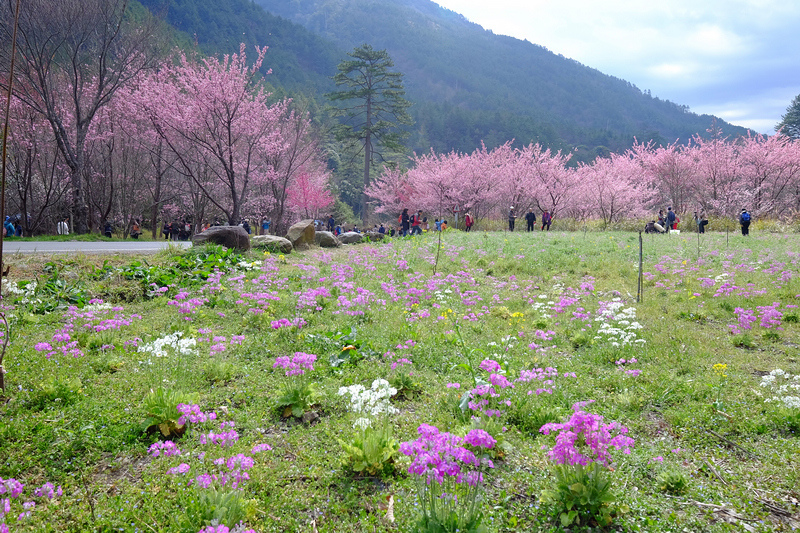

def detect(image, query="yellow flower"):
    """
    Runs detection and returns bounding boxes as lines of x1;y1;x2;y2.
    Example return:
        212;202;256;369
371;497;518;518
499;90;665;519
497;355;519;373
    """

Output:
713;363;727;377
342;345;356;351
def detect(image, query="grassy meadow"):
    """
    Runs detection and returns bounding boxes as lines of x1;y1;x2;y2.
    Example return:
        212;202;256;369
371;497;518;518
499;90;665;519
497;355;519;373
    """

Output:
0;229;799;532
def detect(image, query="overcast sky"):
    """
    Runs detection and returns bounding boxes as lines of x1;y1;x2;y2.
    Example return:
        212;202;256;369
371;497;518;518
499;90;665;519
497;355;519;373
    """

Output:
433;0;800;133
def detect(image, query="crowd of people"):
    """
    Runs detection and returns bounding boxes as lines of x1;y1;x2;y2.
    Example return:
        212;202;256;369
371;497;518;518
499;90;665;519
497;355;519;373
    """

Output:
644;207;752;236
37;206;759;240
508;206;552;232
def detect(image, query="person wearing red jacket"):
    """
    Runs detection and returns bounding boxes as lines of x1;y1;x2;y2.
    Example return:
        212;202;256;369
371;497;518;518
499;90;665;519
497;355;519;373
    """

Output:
410;210;423;235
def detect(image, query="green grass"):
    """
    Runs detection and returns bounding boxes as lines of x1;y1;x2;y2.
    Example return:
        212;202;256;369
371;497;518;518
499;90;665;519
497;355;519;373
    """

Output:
0;229;798;532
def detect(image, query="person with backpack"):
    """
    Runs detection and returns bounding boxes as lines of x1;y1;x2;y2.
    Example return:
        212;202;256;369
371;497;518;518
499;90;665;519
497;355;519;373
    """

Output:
739;209;751;236
694;211;709;234
464;211;474;232
4;217;15;237
525;208;537;232
667;207;677;231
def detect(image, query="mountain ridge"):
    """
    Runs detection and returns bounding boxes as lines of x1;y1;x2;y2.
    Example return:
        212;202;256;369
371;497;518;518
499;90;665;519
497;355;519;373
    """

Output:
138;0;750;159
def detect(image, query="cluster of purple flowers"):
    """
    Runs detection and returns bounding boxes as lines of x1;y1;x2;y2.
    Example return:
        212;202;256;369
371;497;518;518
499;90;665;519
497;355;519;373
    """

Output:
167;291;208;320
713;282;768;299
177;404;217;425
196;331;245;352
199;422;239;447
295;286;332;311
1;478;62;527
540;404;634;467
33;303;141;359
757;302;784;329
149;441;182;457
479;359;502;373
150;410;271;500
167;463;191;475
465;359;516;417
270;317;307;329
189;456;254;490
553;297;580;315
390;358;412;371
730;303;784;334
197;525;256;533
532;329;556;341
614;358;641;377
400;424;496;486
0;478;24;499
273;352;316;376
516;367;570;396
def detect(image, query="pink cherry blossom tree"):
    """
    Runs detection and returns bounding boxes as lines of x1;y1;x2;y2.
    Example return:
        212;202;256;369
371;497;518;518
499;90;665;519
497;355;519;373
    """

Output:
287;170;334;220
137;44;288;226
249;106;332;234
577;153;647;226
630;140;696;216
3;97;70;234
1;0;161;233
737;132;800;217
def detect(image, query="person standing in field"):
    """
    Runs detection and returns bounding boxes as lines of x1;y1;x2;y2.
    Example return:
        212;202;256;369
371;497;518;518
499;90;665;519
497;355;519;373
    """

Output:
464;212;474;232
739;209;751;236
541;210;552;231
508;206;516;231
694;211;708;234
57;218;69;235
525;208;537;232
400;208;410;236
410;210;423;235
667;207;676;230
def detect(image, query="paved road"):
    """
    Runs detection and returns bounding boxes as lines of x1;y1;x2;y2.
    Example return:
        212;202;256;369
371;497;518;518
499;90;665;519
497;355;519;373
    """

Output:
1;240;193;254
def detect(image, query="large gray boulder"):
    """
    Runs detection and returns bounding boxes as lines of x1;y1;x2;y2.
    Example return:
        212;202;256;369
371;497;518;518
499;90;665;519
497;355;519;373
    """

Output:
192;225;251;252
315;231;341;248
339;231;364;244
364;231;385;242
251;235;293;254
286;219;316;250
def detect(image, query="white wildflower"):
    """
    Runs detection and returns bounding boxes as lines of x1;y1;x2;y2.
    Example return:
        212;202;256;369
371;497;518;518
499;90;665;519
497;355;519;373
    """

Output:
138;332;197;358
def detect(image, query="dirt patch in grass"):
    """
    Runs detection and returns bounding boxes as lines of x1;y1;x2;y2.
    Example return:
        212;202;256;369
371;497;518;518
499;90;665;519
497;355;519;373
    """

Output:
93;452;152;492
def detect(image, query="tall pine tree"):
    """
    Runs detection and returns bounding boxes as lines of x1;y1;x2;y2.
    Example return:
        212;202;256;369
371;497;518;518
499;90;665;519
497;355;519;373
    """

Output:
327;44;413;223
776;93;800;140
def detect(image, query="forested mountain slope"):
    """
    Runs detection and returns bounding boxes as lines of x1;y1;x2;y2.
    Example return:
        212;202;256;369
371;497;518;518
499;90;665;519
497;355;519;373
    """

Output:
254;0;749;156
137;0;340;95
